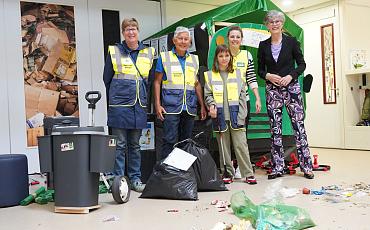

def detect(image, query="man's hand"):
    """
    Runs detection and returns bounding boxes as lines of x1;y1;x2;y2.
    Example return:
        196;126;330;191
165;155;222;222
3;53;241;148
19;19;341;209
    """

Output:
280;75;293;86
155;104;166;121
209;105;217;118
266;73;282;86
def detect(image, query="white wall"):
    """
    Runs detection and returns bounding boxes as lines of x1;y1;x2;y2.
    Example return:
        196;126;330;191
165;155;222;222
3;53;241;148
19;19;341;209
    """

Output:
163;0;221;27
340;0;370;71
0;0;11;155
0;0;161;172
88;0;161;128
291;0;370;149
340;0;370;149
4;0;94;172
290;2;345;148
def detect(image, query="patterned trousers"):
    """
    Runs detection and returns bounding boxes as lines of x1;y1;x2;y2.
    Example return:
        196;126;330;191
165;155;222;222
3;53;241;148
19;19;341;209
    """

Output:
265;81;313;174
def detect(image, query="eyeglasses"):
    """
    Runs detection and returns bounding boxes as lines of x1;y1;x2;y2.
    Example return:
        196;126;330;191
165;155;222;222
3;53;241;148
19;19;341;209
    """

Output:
268;20;282;25
124;27;138;33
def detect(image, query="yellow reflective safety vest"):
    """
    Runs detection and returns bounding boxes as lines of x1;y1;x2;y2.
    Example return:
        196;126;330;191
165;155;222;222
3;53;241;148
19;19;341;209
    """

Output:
160;50;199;115
204;69;245;132
108;45;154;108
107;44;154;129
233;50;249;75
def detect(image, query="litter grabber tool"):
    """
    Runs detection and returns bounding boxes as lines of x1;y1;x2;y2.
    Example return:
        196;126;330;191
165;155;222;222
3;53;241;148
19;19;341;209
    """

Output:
85;91;130;204
312;154;331;171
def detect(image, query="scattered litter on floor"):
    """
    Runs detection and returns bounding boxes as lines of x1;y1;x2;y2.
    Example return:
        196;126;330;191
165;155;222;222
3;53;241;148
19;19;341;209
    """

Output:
211;220;252;230
102;215;119;222
302;187;310;194
210;222;228;230
20;187;54;205
263;179;283;201
311;189;325;195
193;204;210;212
301;182;370;207
210;200;231;212
30;179;40;186
231;191;315;230
280;187;299;198
167;209;179;213
263;179;299;199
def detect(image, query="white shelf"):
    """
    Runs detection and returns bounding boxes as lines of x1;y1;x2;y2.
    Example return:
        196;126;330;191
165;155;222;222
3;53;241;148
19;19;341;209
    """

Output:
345;68;370;76
344;68;370;150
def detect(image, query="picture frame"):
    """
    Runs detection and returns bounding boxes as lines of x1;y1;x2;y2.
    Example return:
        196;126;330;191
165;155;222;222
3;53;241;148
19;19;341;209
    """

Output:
321;23;337;104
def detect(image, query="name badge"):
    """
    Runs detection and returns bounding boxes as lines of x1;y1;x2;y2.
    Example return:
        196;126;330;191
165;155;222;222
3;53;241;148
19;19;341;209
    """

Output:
213;85;223;92
237;62;245;67
122;58;132;64
171;66;183;74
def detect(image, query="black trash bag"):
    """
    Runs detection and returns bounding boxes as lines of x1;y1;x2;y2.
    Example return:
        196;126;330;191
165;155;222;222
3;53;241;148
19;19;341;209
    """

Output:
140;161;198;200
178;139;227;191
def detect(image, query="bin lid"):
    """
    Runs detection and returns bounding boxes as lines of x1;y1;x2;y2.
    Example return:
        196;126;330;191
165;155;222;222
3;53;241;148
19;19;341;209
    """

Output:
51;126;105;135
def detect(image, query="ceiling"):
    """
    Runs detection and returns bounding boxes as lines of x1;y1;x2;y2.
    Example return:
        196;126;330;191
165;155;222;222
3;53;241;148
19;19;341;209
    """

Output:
271;0;332;12
174;0;333;12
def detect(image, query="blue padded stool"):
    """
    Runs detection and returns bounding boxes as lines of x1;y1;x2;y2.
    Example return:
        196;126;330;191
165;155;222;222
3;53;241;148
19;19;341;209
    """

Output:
0;154;29;207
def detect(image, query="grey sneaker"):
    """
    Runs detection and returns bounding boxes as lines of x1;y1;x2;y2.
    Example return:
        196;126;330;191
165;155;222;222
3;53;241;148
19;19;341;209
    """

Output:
131;180;145;193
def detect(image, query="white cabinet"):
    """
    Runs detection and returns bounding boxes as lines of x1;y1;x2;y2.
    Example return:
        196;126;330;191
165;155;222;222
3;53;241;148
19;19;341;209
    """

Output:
344;68;370;150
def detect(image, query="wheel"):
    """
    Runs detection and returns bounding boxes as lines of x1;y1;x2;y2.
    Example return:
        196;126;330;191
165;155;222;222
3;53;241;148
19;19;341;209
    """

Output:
111;176;130;204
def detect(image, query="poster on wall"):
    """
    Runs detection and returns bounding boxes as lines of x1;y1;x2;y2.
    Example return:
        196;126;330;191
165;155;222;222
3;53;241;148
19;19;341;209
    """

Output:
320;23;336;104
158;35;168;53
350;49;367;70
20;2;78;147
242;28;270;48
150;38;159;59
188;27;196;53
139;122;155;150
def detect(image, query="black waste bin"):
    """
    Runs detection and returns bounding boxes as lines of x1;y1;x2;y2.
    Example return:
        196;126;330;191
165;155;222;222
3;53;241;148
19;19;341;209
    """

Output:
38;126;116;209
43;116;80;189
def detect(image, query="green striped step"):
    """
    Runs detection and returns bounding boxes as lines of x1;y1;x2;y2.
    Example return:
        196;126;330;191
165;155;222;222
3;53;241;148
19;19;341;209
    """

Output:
248;125;270;130
247;133;271;139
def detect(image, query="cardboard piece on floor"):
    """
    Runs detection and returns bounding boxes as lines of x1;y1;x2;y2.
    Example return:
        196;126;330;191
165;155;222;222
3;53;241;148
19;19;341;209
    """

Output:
27;127;44;146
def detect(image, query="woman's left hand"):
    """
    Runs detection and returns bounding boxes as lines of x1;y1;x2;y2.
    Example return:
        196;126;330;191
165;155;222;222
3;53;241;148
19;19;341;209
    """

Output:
255;98;262;114
280;75;293;86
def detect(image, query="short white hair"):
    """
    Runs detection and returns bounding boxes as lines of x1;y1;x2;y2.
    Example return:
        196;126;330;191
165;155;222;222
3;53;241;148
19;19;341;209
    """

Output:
264;10;286;25
174;26;190;38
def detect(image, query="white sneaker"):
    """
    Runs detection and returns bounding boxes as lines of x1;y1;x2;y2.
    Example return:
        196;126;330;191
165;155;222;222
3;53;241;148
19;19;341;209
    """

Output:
234;166;242;179
131;180;145;193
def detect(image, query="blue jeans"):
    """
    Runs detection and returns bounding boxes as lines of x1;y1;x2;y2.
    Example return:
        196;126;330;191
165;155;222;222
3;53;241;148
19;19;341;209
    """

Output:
161;112;195;159
111;128;142;183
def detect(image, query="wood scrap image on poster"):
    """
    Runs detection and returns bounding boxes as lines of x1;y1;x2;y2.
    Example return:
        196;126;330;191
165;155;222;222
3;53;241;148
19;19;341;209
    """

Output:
21;2;78;147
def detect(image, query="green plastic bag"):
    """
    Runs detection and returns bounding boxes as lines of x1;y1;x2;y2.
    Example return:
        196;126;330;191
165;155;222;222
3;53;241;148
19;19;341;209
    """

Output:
231;191;315;230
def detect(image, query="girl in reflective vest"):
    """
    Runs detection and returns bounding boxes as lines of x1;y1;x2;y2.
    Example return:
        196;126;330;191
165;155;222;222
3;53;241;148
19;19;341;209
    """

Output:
204;44;257;184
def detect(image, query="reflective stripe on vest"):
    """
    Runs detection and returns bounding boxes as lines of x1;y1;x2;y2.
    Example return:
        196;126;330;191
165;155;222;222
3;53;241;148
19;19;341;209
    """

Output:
233;50;248;91
108;45;154;107
204;70;243;106
161;51;198;91
204;69;244;132
160;51;199;115
109;46;154;77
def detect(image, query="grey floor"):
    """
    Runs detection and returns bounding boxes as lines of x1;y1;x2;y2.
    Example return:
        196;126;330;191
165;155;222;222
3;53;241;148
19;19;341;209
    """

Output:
1;148;369;230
